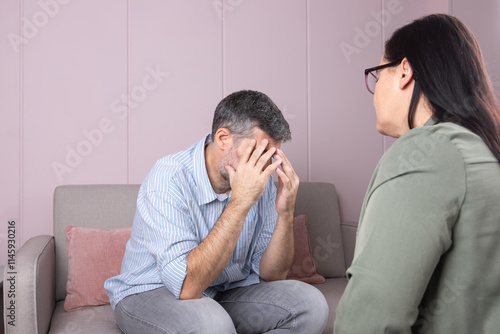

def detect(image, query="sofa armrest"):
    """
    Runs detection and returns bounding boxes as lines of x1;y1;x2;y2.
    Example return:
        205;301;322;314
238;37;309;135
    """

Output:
4;235;55;334
340;221;357;270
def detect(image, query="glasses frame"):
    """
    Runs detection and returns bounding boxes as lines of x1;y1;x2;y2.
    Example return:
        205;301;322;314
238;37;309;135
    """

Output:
364;60;402;94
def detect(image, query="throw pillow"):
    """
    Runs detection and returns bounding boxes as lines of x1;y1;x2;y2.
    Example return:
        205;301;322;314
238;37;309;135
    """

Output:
64;225;131;312
286;215;325;284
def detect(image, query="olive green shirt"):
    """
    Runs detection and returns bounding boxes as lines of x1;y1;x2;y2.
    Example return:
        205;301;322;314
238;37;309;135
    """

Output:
334;117;500;333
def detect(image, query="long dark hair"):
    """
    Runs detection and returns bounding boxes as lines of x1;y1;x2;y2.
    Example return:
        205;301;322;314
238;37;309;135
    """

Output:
384;14;500;162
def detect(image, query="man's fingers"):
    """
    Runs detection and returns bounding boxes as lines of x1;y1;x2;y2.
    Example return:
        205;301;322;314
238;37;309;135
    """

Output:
262;155;282;178
276;166;289;184
239;139;257;164
248;139;269;166
274;149;299;193
275;149;296;179
256;146;277;171
225;165;236;182
276;149;290;168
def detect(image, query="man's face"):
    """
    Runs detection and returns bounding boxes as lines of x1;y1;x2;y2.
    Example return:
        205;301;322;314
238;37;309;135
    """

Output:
218;128;282;186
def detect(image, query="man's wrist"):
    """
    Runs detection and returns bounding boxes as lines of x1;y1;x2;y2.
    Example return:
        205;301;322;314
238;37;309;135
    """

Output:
227;197;253;218
277;211;295;223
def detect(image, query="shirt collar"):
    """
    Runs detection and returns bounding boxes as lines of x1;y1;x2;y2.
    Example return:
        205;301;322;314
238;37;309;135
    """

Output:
424;114;439;126
193;134;229;205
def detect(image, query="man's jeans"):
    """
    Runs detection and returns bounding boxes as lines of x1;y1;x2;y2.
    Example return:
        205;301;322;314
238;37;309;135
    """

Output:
114;280;329;333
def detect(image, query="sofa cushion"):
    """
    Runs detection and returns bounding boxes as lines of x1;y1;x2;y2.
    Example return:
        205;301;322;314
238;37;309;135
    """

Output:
64;226;131;311
49;302;122;334
293;182;346;278
312;277;349;334
286;215;325;283
54;184;140;302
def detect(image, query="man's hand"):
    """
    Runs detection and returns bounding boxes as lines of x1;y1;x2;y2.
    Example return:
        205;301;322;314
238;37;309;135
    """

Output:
225;139;283;210
274;149;299;218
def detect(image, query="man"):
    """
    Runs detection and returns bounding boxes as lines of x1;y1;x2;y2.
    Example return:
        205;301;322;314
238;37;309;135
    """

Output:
105;90;329;333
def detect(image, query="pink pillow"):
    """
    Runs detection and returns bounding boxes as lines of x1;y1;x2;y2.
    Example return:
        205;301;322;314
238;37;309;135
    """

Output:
64;226;131;312
286;215;325;284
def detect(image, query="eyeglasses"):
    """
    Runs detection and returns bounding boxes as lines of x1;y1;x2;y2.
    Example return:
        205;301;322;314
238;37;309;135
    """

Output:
364;61;401;94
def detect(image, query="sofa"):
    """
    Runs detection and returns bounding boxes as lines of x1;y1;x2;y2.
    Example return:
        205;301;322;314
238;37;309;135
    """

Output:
3;182;357;334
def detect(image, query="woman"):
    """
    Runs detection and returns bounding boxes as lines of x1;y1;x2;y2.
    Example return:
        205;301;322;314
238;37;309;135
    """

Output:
334;14;500;333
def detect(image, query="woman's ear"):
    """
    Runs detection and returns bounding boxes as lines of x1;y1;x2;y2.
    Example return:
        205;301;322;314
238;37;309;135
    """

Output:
214;128;233;151
399;57;414;90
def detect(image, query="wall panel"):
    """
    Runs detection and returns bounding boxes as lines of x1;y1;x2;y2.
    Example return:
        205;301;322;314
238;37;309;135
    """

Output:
22;0;128;242
0;0;21;264
309;0;384;222
128;0;223;183
223;0;309;180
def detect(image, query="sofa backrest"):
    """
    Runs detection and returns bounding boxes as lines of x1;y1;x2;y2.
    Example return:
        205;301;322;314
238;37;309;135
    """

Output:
293;182;346;278
53;182;346;301
53;184;140;302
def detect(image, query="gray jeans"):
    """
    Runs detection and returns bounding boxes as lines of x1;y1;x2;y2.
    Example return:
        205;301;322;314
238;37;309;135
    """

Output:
114;280;329;334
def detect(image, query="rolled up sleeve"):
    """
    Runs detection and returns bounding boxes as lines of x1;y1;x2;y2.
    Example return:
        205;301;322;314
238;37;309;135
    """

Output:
139;189;198;299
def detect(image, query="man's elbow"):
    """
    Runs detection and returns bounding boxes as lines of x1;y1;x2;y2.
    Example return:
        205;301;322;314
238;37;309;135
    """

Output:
260;268;290;282
179;282;203;300
259;254;294;282
179;291;202;300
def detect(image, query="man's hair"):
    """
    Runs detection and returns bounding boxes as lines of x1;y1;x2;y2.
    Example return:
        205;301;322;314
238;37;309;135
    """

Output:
211;90;291;143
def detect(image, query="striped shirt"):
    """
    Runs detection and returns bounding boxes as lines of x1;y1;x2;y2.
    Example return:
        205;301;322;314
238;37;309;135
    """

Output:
105;135;278;309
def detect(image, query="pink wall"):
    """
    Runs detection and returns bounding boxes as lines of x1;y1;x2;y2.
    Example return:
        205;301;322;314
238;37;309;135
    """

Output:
2;0;497;265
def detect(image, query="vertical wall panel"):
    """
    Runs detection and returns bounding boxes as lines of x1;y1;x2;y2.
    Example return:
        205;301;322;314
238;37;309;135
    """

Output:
128;0;223;183
0;0;21;264
309;0;384;222
22;0;128;242
224;0;308;180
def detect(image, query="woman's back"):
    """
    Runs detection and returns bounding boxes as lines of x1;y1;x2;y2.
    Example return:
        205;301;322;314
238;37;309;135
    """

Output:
414;120;500;333
335;118;500;333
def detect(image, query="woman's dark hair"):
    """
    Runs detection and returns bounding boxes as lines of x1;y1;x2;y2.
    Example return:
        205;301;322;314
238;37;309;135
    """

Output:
384;14;500;162
211;90;291;143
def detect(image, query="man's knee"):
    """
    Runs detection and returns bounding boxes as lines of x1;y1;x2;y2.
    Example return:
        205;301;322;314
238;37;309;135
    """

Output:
279;280;329;331
173;297;237;334
153;297;237;334
116;291;236;334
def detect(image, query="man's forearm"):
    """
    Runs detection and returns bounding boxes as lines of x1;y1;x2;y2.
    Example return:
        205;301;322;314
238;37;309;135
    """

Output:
259;213;295;281
179;199;249;299
259;147;298;281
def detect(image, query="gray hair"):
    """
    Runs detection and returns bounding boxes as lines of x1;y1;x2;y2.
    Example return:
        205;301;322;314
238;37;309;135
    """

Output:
211;90;291;143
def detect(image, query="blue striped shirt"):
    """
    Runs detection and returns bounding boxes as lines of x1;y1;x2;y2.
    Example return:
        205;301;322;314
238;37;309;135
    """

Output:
105;135;278;309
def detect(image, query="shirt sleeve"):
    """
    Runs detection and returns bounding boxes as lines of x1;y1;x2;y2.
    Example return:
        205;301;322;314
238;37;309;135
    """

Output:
251;177;278;276
334;129;467;333
137;185;198;299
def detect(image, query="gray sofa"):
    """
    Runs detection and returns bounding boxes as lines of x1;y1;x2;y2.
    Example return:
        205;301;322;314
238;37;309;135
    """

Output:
3;182;357;334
